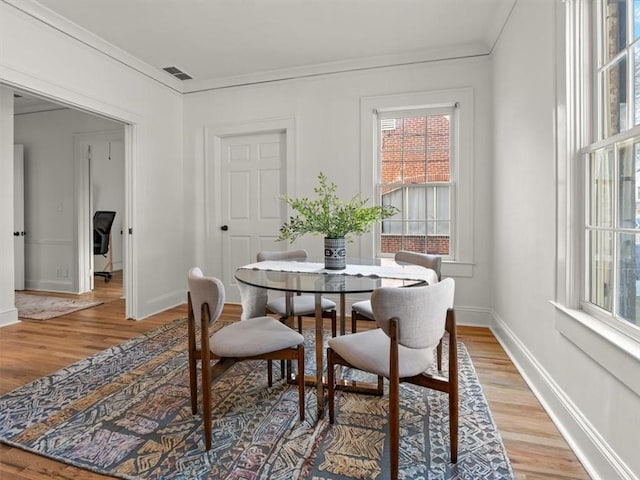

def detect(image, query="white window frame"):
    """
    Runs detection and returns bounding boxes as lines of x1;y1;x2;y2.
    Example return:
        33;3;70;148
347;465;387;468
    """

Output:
360;88;474;278
555;0;640;396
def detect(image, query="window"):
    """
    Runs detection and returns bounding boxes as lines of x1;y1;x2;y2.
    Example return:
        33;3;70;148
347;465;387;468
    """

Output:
376;107;455;258
361;89;473;276
580;0;640;333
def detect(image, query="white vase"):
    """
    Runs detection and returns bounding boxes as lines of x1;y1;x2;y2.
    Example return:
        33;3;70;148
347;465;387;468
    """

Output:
324;237;346;270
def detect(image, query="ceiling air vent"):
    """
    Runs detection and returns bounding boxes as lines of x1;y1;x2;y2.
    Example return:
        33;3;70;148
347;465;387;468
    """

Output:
162;66;193;81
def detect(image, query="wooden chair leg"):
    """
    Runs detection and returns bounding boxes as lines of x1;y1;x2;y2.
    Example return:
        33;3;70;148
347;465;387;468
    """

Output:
437;338;443;371
331;310;337;337
448;311;459;463
450;387;458;463
297;345;305;421
297;315;303;333
200;304;213;451
389;319;400;480
351;311;357;333
327;348;335;424
267;360;273;387
187;294;198;414
188;351;198;414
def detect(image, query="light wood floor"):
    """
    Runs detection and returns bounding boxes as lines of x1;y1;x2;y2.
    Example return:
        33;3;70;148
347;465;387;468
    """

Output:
0;273;591;480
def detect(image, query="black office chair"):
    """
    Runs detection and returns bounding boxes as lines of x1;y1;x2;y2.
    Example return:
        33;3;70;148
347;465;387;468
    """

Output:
93;211;116;282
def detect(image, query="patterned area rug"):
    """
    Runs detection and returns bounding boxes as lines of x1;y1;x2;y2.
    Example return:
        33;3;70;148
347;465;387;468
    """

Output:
0;318;514;479
15;292;102;320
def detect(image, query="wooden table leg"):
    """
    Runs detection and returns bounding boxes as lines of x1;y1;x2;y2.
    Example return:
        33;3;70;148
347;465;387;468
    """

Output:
339;292;346;336
315;292;325;419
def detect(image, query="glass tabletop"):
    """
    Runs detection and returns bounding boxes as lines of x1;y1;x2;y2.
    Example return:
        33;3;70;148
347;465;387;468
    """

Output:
234;258;422;294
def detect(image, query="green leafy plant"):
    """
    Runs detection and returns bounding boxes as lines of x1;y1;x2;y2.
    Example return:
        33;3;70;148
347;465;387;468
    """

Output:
278;172;398;242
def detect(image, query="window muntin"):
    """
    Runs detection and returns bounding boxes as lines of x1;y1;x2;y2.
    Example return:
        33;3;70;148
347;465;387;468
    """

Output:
377;109;454;257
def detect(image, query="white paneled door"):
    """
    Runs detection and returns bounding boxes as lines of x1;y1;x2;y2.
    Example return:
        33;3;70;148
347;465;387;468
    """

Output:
220;132;285;302
13;145;25;290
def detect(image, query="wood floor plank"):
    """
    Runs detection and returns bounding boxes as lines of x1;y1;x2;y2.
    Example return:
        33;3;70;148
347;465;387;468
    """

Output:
0;273;591;479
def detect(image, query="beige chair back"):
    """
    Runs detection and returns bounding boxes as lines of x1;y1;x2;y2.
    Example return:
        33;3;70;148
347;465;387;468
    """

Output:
371;277;454;349
394;250;442;280
188;267;225;326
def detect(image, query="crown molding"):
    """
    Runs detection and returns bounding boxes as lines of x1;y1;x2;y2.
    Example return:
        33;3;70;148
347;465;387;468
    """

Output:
183;43;490;93
3;0;184;94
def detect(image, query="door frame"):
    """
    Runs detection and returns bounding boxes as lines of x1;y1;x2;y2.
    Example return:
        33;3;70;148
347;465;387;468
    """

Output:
73;124;133;312
204;117;296;283
13;144;25;290
4;80;140;319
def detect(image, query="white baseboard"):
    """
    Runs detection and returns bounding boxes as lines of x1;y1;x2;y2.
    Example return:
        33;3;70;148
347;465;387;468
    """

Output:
0;306;19;327
490;310;638;480
135;289;185;321
25;279;74;293
454;305;493;327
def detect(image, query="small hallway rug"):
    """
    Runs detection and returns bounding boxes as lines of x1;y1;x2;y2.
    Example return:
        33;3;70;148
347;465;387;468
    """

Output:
15;292;103;320
0;318;515;479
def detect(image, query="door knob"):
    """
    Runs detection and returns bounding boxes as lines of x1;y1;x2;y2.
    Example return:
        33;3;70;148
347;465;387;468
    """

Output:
14;232;19;236
220;225;229;231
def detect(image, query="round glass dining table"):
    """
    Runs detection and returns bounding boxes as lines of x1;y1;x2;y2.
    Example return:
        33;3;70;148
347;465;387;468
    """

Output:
234;259;427;419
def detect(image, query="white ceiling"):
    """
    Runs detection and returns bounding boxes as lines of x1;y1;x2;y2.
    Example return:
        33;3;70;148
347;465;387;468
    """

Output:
33;0;516;89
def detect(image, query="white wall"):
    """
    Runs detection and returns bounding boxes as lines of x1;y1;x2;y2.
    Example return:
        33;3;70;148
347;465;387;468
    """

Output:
492;1;639;478
0;2;184;319
0;86;17;327
184;57;494;324
13;108;123;292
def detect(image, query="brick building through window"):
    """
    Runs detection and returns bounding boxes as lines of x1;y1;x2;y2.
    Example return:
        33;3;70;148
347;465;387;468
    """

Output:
377;109;453;256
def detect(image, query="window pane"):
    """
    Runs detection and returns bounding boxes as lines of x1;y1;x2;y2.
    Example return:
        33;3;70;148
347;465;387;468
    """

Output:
406;186;426;221
407;221;426;235
604;0;627;64
404;161;426;183
435;221;450;235
602;55;628;137
426;115;451;182
381;220;403;235
634;44;640;126
589;149;614;227
635;0;640;39
381;188;403;235
617;232;640;324
436;186;450;224
588;230;614;311
618;142;639;228
402;117;426;184
380;118;403;184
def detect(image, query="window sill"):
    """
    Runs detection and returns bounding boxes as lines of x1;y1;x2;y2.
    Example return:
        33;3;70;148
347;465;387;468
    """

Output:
552;301;640;397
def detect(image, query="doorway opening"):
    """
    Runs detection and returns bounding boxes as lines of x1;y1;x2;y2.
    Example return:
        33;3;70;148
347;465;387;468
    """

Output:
12;90;132;316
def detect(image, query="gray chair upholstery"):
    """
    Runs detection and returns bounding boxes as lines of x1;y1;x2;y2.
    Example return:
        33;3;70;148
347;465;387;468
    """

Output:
257;249;338;335
327;278;457;479
187;267;305;451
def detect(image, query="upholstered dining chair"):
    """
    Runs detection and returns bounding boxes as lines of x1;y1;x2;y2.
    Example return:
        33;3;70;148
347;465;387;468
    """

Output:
327;278;457;480
350;251;444;369
257;249;338;335
187;267;305;451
